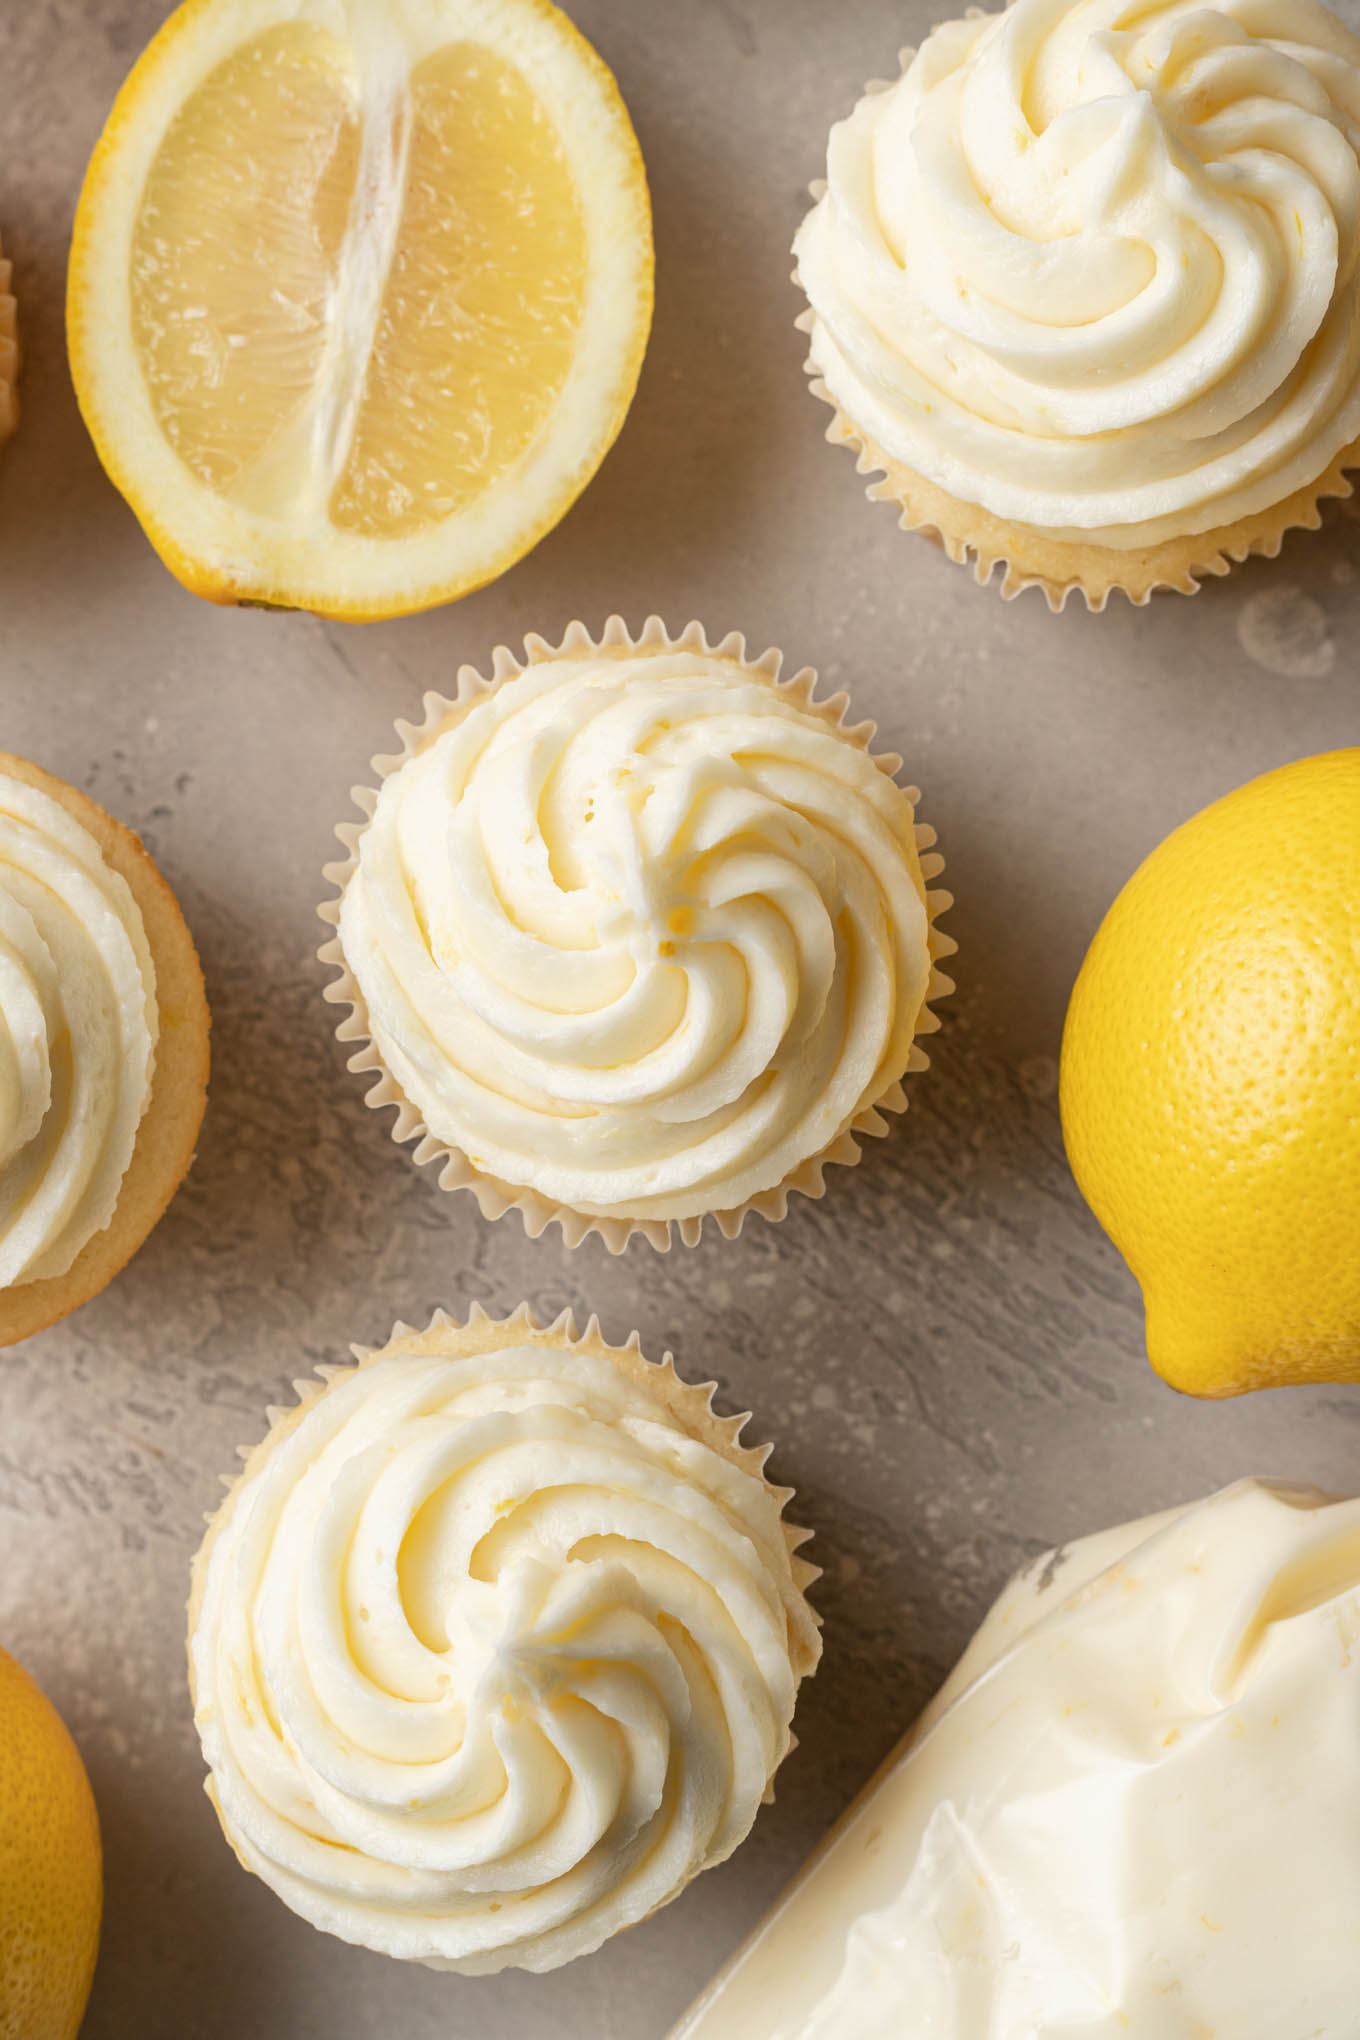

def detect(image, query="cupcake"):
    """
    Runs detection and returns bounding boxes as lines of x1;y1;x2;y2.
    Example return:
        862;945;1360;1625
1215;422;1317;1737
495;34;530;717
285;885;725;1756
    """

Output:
794;0;1360;609
0;755;210;1345
674;1478;1360;2038
320;617;954;1249
188;1304;821;1975
0;231;17;450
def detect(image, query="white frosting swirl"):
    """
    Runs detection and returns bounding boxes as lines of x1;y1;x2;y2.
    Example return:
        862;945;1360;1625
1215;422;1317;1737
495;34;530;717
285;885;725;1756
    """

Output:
0;770;158;1287
337;650;933;1223
796;0;1360;546
189;1321;820;1974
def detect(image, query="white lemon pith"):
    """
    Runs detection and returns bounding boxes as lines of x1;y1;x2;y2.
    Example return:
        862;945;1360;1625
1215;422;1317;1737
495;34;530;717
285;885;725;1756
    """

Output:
67;0;653;619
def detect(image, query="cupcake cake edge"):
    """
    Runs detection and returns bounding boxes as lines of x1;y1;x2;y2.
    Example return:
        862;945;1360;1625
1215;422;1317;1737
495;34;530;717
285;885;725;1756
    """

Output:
0;753;211;1346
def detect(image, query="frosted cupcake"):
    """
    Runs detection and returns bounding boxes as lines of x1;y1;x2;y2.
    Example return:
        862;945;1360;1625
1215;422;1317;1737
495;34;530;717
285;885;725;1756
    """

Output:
0;755;210;1344
795;0;1360;608
188;1304;821;1975
0;232;17;450
320;617;954;1249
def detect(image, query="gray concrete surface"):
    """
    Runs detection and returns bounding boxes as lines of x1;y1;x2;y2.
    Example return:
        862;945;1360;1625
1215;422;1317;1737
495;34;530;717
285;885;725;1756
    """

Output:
2;2;1359;2035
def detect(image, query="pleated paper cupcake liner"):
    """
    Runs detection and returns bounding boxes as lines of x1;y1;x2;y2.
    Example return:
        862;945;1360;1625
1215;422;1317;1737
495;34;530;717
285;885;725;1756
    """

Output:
802;358;1360;614
318;615;956;1253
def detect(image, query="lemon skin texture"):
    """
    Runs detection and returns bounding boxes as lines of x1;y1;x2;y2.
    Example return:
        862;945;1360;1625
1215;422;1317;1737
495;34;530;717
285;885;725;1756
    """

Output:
0;1646;102;2040
1060;749;1360;1398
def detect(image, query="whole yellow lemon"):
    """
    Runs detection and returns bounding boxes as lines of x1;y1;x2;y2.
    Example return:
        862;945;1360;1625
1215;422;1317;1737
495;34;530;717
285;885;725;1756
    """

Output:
0;1647;101;2040
1060;749;1360;1398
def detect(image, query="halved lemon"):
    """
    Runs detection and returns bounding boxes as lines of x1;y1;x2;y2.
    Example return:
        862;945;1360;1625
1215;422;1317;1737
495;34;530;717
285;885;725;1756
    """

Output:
68;0;652;620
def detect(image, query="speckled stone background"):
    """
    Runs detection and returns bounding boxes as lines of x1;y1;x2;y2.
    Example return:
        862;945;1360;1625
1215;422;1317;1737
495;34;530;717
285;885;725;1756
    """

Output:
2;1;1360;2034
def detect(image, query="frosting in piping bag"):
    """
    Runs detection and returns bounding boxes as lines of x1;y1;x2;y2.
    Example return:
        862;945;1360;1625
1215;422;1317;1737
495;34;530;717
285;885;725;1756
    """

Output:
795;0;1360;546
673;1478;1360;2039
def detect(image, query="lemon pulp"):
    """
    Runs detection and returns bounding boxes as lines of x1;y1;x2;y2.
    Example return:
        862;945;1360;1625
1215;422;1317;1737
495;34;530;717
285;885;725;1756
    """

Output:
130;21;588;541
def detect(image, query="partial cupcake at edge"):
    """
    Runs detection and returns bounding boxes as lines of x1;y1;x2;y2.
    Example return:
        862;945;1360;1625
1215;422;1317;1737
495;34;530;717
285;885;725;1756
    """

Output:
320;617;956;1250
0;755;210;1345
794;0;1360;608
187;1303;820;1974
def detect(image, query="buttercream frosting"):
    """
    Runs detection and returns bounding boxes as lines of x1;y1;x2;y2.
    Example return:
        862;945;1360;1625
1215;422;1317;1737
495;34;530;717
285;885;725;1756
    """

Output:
673;1477;1360;2039
0;770;158;1287
796;0;1360;547
336;648;934;1223
189;1316;820;1974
